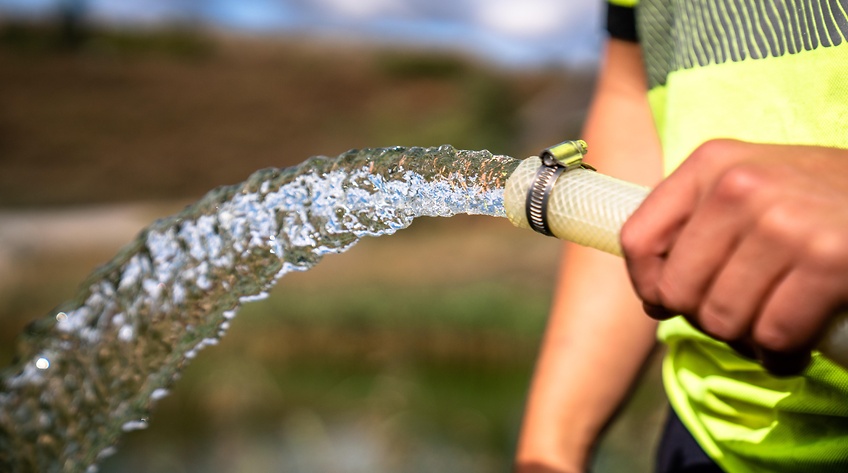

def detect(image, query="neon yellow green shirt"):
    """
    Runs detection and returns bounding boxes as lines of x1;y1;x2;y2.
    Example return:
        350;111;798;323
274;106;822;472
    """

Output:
614;0;848;470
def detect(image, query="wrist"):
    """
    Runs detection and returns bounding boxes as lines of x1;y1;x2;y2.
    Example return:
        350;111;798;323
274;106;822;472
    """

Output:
514;452;586;473
515;414;594;473
514;459;584;473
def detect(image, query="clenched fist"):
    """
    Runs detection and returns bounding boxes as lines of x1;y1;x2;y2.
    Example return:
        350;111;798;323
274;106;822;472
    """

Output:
621;139;848;375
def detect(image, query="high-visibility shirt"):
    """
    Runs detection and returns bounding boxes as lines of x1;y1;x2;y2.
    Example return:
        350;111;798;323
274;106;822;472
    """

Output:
607;1;848;471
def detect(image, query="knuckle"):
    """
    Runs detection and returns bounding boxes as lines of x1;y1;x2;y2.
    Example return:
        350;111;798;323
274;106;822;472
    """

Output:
689;139;737;165
711;165;768;205
756;204;801;243
619;221;645;258
805;230;848;271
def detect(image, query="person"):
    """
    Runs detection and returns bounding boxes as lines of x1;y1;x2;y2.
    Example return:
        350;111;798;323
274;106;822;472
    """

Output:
515;1;848;472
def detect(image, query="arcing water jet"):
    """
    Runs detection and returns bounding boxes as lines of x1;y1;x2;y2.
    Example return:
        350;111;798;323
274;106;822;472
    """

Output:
1;142;845;472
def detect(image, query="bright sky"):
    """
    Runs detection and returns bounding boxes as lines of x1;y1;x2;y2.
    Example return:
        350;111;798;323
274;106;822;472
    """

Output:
0;0;604;67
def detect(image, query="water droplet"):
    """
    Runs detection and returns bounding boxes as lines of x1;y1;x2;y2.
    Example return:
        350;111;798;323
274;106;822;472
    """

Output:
35;358;50;370
121;419;148;432
240;292;269;303
55;312;67;322
118;326;134;342
96;446;117;460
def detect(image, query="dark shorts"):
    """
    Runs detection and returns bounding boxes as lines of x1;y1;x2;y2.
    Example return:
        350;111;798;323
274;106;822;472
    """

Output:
655;408;725;473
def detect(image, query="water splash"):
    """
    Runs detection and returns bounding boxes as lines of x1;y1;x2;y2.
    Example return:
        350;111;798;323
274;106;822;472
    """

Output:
0;145;520;472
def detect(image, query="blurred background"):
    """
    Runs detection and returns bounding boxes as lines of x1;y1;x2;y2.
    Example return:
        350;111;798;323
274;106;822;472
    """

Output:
0;1;664;471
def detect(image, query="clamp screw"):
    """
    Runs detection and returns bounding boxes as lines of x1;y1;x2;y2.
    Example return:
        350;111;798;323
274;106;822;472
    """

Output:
525;140;593;237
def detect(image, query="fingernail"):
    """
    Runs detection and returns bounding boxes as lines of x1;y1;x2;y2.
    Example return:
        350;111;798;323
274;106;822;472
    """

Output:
758;349;812;377
643;302;676;320
727;341;757;360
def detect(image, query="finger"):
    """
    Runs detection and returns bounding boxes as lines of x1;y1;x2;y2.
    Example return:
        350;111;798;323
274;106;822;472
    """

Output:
697;217;793;342
621;140;754;305
654;187;750;316
621;166;701;303
752;269;841;356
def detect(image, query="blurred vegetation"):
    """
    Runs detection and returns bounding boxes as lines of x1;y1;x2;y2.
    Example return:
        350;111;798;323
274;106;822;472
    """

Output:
0;19;663;473
0;20;213;58
0;20;594;207
375;52;469;79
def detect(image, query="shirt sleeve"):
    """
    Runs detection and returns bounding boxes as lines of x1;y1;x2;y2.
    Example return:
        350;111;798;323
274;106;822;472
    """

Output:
606;1;638;42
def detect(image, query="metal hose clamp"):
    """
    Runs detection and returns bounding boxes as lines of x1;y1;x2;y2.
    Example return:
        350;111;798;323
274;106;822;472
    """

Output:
525;140;593;236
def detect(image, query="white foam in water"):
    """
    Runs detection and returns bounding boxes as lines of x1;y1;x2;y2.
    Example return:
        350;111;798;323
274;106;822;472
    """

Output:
240;292;270;303
120;419;148;432
117;326;134;342
0;145;519;471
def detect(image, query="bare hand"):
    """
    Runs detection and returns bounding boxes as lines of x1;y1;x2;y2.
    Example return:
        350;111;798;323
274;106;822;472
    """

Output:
620;140;848;375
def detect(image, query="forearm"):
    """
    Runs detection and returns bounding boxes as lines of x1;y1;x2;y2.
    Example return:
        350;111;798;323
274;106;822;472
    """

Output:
516;246;657;471
515;39;663;471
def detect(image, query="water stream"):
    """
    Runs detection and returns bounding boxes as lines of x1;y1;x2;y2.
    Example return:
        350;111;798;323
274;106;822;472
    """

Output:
0;145;521;472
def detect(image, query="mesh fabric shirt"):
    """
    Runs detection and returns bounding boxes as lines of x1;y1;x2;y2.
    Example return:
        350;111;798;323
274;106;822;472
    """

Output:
607;0;848;471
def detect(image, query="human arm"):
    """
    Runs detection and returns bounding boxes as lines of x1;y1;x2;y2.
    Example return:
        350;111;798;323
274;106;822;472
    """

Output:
514;39;663;472
621;140;848;375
